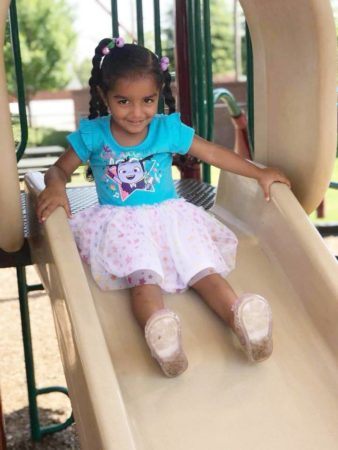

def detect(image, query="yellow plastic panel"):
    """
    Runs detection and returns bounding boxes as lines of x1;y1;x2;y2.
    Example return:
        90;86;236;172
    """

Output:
240;0;337;213
0;0;24;251
25;172;338;450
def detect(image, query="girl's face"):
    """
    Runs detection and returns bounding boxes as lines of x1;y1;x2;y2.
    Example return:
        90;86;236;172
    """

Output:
105;75;160;143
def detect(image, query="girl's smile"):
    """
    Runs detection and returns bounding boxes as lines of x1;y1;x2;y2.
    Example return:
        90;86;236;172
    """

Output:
105;76;160;146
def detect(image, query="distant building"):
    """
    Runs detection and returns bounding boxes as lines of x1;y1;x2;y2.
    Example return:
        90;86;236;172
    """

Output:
9;89;90;132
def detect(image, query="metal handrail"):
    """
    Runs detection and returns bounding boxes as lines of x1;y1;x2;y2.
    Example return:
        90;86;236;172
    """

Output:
8;0;28;162
213;88;242;117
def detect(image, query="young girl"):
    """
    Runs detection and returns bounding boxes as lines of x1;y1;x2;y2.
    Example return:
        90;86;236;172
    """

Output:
36;38;291;377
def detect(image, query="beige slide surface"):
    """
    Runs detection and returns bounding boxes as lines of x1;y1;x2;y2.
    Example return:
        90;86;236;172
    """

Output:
241;0;337;213
25;171;338;450
0;0;24;251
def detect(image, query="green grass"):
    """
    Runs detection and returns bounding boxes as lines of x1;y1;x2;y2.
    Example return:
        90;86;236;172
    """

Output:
12;121;71;149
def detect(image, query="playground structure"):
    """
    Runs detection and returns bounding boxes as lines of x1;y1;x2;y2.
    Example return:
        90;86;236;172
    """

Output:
1;0;338;449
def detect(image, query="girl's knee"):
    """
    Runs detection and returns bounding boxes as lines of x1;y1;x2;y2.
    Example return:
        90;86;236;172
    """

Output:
192;272;226;290
132;283;159;291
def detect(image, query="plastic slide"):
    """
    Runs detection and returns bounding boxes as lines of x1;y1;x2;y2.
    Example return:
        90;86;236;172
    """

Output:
24;170;338;450
1;0;338;449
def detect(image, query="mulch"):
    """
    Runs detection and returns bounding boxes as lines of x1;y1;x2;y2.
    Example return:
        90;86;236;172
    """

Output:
0;266;80;449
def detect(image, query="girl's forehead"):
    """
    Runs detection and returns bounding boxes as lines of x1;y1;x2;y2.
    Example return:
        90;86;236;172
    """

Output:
109;75;159;97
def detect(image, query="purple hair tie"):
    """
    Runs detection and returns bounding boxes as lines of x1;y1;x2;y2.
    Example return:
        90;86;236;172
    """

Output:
115;37;125;48
100;37;125;67
160;56;170;72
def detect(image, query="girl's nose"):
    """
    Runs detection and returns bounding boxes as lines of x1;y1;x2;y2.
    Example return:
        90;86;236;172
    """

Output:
130;103;144;119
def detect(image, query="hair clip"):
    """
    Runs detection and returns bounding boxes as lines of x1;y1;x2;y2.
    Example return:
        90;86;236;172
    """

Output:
160;56;170;72
100;37;125;68
101;37;125;56
114;37;125;48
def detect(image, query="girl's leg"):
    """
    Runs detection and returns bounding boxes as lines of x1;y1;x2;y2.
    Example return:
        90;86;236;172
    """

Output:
191;273;273;362
130;284;165;328
190;273;237;329
130;284;188;377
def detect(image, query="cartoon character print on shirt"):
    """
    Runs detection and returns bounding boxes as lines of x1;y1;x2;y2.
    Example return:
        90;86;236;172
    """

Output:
101;145;159;201
107;156;155;201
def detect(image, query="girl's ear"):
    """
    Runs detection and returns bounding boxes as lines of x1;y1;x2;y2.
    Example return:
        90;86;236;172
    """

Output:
97;86;107;106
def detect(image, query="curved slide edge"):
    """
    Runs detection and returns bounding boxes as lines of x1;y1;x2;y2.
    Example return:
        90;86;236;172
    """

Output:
215;170;338;360
240;0;337;213
25;173;137;450
24;171;338;449
0;0;24;252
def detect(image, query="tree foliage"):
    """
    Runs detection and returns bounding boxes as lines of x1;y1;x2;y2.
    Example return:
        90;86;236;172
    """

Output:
74;58;92;88
4;0;76;97
162;0;236;76
210;0;234;75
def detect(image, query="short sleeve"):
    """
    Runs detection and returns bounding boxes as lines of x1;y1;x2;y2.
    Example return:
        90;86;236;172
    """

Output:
167;113;195;155
67;118;93;163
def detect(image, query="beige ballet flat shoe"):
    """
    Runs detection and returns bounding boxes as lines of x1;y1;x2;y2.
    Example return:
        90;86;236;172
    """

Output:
145;309;188;377
232;294;273;362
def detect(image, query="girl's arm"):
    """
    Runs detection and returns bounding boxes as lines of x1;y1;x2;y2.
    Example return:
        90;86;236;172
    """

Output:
188;135;291;201
36;147;82;223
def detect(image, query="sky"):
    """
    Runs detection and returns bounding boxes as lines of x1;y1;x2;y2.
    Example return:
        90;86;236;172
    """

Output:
68;0;337;63
68;0;173;62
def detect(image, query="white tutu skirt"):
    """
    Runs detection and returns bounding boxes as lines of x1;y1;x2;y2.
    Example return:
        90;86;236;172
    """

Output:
69;198;238;293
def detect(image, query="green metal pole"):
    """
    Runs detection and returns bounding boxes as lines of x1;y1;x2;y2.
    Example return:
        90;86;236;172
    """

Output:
187;0;198;130
9;0;28;162
246;22;254;152
111;0;119;37
136;0;144;46
153;0;162;56
203;0;213;183
194;0;206;136
195;0;211;182
203;0;213;141
153;0;164;113
194;0;207;138
16;266;41;440
16;266;74;441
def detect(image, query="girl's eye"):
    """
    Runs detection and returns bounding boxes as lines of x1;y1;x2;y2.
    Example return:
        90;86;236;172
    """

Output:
118;99;128;105
134;168;140;172
144;98;154;104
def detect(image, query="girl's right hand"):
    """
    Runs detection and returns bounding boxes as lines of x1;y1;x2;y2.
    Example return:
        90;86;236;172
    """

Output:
36;185;72;223
35;148;82;223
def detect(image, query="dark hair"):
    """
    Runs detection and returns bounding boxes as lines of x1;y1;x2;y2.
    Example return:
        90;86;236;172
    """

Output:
86;38;175;180
88;38;175;118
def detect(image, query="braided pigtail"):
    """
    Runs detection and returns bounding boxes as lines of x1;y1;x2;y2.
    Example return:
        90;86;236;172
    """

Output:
86;39;112;180
88;39;111;120
162;69;176;114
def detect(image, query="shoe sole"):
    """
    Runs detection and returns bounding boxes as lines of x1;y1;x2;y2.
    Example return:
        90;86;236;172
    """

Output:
145;310;188;377
234;295;273;362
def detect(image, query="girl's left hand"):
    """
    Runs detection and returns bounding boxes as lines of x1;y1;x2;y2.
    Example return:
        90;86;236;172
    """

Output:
257;167;291;201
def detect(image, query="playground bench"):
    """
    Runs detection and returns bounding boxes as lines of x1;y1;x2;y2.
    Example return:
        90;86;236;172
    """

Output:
17;146;64;178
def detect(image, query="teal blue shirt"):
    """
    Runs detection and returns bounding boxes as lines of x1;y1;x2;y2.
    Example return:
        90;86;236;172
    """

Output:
67;113;195;206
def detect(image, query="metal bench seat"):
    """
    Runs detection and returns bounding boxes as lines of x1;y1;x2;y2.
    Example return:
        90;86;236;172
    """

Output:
21;179;216;238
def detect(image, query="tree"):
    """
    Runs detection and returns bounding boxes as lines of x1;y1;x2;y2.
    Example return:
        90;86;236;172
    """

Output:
162;0;235;77
74;58;92;88
210;0;234;75
5;0;76;124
